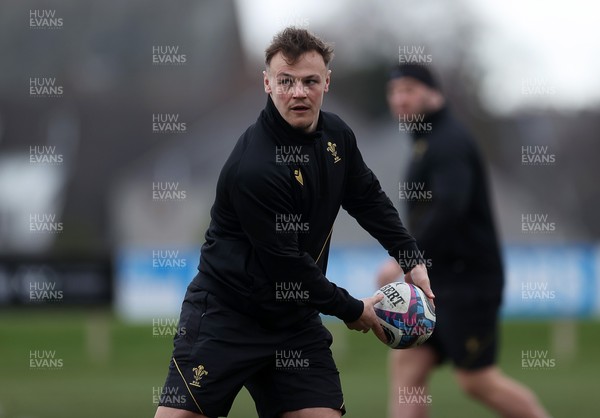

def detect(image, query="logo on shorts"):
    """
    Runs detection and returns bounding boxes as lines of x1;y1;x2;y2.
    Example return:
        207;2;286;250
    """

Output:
465;337;480;354
326;142;341;163
189;364;208;387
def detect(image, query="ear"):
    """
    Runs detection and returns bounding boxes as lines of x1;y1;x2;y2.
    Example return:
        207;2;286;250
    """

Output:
324;69;331;93
430;89;445;109
263;70;272;94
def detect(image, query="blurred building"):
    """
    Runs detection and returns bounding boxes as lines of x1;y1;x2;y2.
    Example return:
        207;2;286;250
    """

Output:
0;0;598;317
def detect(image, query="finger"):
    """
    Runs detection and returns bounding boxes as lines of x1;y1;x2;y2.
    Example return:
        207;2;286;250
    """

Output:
416;283;435;306
371;321;388;344
362;293;384;311
367;293;384;307
412;276;435;300
421;284;435;300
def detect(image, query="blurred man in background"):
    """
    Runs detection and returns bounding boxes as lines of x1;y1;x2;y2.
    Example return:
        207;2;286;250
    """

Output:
378;63;550;418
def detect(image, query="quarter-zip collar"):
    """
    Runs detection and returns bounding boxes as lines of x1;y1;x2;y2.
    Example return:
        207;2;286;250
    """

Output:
260;95;323;145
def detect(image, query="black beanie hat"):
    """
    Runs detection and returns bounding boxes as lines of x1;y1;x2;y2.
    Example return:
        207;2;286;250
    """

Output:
389;63;439;90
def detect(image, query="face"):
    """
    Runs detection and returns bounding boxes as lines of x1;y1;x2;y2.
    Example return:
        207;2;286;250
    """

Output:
264;51;331;133
387;77;443;119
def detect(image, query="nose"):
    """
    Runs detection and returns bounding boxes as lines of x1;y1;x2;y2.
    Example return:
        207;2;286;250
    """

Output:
292;81;308;98
391;91;407;107
390;92;409;113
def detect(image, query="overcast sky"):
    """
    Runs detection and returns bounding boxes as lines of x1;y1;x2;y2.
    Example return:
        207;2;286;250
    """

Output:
234;0;600;114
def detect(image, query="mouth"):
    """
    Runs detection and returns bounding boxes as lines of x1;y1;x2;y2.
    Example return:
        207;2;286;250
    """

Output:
290;104;310;113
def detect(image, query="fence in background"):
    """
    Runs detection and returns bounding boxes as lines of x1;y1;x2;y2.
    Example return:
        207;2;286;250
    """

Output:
110;244;599;322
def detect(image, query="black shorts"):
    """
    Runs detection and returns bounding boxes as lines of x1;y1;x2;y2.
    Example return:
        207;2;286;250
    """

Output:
423;294;501;371
158;288;346;418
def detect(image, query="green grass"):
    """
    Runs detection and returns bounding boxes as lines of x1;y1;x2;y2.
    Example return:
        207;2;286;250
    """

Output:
0;309;597;417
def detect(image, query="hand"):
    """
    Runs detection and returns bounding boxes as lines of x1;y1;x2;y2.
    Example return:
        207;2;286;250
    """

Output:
404;263;435;305
377;258;404;288
345;294;387;344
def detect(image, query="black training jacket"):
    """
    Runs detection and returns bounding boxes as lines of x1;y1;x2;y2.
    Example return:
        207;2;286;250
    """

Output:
192;96;421;329
405;106;504;299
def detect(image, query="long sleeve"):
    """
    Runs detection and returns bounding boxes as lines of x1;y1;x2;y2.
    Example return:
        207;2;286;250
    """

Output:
231;165;364;322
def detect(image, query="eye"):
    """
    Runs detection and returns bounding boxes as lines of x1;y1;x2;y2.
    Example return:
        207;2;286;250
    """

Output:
305;79;318;85
278;78;293;86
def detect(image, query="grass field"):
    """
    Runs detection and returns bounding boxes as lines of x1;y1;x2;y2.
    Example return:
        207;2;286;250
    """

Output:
0;309;598;418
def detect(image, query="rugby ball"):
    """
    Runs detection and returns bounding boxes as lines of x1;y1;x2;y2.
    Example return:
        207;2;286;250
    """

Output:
374;282;435;349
